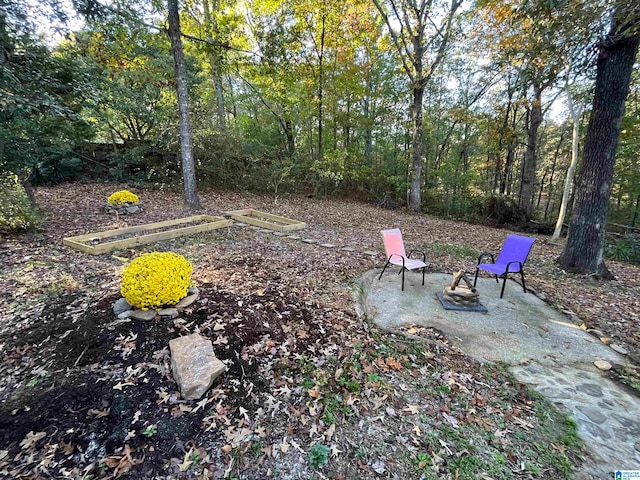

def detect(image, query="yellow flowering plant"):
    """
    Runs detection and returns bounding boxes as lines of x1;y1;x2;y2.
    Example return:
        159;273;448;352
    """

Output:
107;190;139;205
121;252;193;309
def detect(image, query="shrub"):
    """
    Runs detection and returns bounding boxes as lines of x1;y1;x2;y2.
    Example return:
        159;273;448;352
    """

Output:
0;176;41;233
606;233;640;264
307;442;330;469
107;190;139;205
121;252;192;309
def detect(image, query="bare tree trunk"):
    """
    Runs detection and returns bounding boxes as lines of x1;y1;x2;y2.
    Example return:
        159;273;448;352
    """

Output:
408;84;425;210
317;13;325;161
168;0;201;211
553;87;580;240
202;0;226;131
520;83;543;215
559;12;639;276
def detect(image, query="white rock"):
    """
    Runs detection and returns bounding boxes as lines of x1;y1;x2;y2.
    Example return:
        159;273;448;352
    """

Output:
170;333;226;400
117;311;132;320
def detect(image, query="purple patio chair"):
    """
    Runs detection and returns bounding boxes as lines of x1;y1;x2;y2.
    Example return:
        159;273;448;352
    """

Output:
378;228;427;291
473;234;536;298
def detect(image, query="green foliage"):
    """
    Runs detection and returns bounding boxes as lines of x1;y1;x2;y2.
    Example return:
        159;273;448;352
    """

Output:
142;424;157;438
307;442;330;469
605;233;640;264
0;4;95;184
0;176;42;233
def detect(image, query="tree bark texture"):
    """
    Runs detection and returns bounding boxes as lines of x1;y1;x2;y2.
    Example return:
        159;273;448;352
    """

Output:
168;0;201;211
553;90;580;240
408;84;425;211
559;15;639;276
520;83;543;215
202;0;226;131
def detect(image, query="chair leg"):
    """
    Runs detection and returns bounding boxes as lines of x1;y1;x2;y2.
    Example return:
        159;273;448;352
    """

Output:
422;267;425;285
401;268;405;291
494;275;499;283
379;261;390;280
473;268;479;287
521;270;527;293
500;273;508;298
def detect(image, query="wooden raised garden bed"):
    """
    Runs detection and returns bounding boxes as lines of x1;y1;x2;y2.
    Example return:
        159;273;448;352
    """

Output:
225;209;306;232
63;215;233;255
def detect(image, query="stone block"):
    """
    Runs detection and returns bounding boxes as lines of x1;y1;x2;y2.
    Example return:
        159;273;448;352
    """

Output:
176;293;199;309
170;333;226;400
130;309;157;321
113;298;132;316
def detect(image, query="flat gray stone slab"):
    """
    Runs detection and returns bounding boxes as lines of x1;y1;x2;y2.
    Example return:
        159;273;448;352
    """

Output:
302;239;317;244
319;243;336;248
130;309;156;321
175;293;199;309
234;222;247;227
436;292;488;313
341;246;356;252
358;270;623;366
357;269;640;479
259;228;273;234
273;232;287;236
363;250;379;257
510;364;640;477
286;235;302;240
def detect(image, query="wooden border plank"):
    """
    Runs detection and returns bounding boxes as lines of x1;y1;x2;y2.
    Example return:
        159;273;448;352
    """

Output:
225;209;306;232
63;216;232;255
68;215;217;242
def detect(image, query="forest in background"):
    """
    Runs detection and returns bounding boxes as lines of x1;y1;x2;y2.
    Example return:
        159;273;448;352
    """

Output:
1;0;639;240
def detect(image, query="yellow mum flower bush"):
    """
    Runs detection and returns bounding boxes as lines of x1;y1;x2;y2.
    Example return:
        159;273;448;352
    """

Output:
121;252;193;309
107;190;139;205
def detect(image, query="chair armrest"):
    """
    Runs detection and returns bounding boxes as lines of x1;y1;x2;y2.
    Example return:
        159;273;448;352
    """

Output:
387;254;406;269
477;252;495;265
504;260;523;273
407;249;426;263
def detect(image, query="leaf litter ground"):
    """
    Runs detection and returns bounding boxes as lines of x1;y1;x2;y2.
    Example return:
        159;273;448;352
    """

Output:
1;183;637;479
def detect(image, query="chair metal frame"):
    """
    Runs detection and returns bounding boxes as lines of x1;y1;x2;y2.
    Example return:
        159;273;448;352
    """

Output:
378;228;427;291
473;234;536;298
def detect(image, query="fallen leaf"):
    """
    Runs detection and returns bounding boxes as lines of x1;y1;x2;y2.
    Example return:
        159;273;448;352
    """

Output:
403;405;420;415
280;438;289;453
20;431;46;450
371;459;386;474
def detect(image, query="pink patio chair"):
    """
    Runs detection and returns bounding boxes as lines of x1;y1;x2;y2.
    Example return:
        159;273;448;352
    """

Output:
378;228;427;291
473;234;536;298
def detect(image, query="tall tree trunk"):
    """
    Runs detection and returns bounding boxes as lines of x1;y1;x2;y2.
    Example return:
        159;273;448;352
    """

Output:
202;0;226;131
553;88;580;240
632;193;640;227
168;0;201;210
364;71;373;161
520;83;543;215
408;83;425;210
559;12;639;276
317;13;325;161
